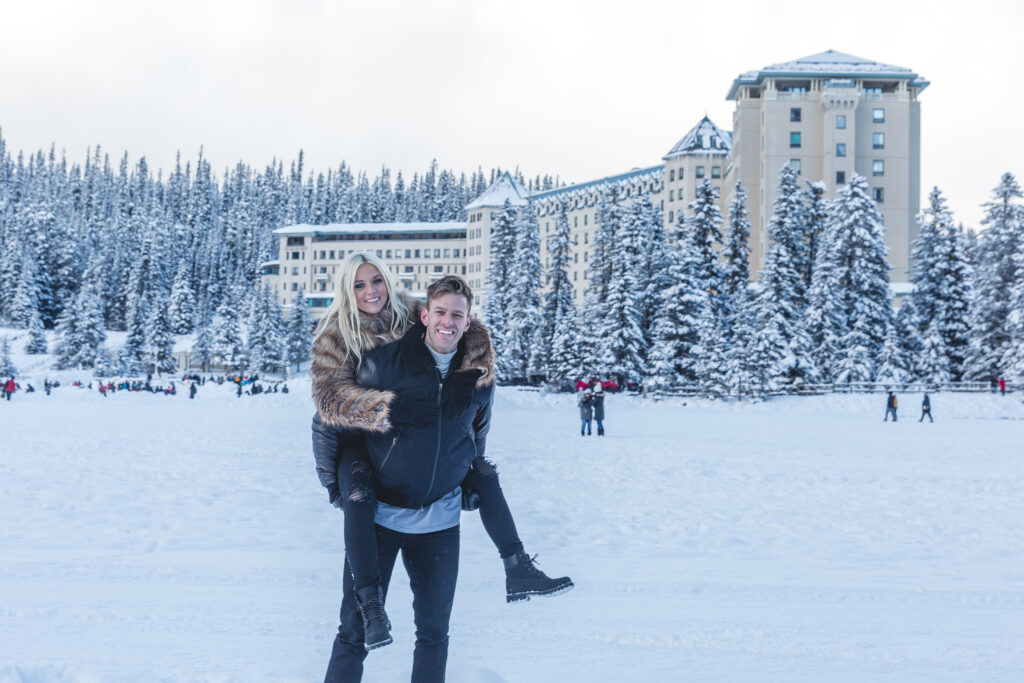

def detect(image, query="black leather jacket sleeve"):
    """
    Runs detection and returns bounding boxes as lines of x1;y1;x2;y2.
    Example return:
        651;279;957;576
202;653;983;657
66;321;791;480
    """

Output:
312;412;360;505
471;385;494;460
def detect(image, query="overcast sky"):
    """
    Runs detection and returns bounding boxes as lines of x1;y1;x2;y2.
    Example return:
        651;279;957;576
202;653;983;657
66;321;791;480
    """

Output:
1;0;1021;228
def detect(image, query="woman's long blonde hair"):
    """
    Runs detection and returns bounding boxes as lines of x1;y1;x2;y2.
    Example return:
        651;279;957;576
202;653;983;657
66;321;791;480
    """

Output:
312;251;410;364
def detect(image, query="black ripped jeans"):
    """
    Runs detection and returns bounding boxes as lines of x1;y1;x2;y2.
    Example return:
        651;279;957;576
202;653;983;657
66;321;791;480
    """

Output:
344;450;523;590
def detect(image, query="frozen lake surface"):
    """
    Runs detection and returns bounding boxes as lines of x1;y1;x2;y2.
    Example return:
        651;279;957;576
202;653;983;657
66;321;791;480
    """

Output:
2;383;1023;682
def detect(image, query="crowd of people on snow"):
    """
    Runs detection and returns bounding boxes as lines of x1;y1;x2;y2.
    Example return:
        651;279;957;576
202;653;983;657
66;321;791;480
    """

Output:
1;373;289;400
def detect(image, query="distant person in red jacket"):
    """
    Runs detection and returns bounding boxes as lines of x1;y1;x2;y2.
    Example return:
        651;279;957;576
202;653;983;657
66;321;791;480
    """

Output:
3;377;16;400
999;378;1006;396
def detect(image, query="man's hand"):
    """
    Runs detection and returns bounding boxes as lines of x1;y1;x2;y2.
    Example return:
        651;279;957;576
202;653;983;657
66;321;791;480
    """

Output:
390;393;438;428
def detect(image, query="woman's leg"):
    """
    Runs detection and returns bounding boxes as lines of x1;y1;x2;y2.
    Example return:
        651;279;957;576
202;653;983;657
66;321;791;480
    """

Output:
344;442;382;590
462;457;522;560
463;457;573;602
342;441;392;649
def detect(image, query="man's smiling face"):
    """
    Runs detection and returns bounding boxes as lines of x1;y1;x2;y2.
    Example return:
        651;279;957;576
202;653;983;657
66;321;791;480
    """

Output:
420;292;471;354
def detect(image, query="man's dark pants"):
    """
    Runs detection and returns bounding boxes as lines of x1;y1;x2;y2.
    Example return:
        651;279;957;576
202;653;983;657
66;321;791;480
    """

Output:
325;524;460;683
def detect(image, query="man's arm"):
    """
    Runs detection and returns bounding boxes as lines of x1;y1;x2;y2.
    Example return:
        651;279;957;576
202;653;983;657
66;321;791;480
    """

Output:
471;386;495;460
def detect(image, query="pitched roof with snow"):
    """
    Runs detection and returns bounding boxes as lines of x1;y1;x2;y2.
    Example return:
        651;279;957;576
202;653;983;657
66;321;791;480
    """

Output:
727;50;929;99
663;116;732;159
273;221;464;236
465;172;530;210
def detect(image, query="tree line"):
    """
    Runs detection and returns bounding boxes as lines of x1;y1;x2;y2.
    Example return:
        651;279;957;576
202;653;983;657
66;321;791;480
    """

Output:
485;169;1024;395
0;129;558;375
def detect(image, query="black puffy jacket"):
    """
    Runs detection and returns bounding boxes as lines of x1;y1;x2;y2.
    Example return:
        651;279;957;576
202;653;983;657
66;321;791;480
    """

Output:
355;323;494;509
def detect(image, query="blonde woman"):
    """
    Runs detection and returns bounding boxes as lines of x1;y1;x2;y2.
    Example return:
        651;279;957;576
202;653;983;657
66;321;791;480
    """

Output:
311;252;572;655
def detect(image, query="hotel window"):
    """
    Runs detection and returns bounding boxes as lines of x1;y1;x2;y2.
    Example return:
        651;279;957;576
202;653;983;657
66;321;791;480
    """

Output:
836;115;846;129
668;210;674;223
444;249;450;257
873;108;885;123
584;215;588;225
405;249;411;258
711;166;721;179
669;190;674;201
454;249;460;257
790;132;801;148
836;143;846;157
291;282;298;291
696;166;705;178
376;250;382;257
873;132;885;149
386;249;392;258
790;107;801;122
574;216;578;226
873;160;884;176
434;249;441;258
873;187;884;203
291;267;298;276
836;171;846;185
677;168;683;179
669;169;675;181
414;249;421;258
789;159;801;174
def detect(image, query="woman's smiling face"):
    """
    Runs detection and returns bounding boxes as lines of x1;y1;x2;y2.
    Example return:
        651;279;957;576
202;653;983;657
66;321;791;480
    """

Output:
354;263;387;315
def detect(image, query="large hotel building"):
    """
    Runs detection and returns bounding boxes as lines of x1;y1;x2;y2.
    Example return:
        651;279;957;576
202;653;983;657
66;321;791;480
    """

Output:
263;51;928;317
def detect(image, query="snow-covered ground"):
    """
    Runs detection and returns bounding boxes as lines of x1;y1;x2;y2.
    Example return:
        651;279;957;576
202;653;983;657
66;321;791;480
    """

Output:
2;382;1023;682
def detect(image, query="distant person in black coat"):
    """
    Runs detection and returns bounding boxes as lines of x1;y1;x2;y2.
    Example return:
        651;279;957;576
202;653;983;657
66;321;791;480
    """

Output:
919;393;933;422
884;391;898;422
578;389;593;435
591;382;606;436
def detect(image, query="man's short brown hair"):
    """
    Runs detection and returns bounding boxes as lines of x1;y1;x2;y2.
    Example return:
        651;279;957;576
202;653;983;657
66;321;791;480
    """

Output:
426;275;473;313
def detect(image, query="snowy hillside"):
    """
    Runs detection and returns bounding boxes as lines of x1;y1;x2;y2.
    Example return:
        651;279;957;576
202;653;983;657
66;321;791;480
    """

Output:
2;385;1023;682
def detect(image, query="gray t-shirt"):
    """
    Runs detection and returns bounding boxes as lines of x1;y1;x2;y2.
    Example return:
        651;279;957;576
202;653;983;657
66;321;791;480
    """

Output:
374;341;462;533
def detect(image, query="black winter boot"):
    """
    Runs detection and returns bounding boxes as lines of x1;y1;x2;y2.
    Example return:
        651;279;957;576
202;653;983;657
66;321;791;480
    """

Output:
355;584;393;650
503;551;574;603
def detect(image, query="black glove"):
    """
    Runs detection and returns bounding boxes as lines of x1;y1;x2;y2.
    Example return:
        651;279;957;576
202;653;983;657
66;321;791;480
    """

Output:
390;393;438;428
328;485;342;509
461;483;480;511
442;370;481;419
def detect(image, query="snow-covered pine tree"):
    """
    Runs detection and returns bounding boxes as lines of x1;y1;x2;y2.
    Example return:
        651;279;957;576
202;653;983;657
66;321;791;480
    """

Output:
211;296;246;371
917;319;952;384
24;308;49;354
7;254;40;328
503;201;544;382
285;288;312;374
595;197;648;386
893;297;922;380
876;320;913;384
688;178;725;302
646;215;707;391
0;336;15;377
169;261;197;334
636;195;670;346
963;174;1024;381
829;174;895;383
144;292;177;375
246;283;286;375
750;165;814;390
542;201;579;389
722;180;751;317
53;273;107;370
191;316;215;373
802;180;829;292
696;301;729;398
941;223;972;381
484;199;518;380
910;187;948;337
